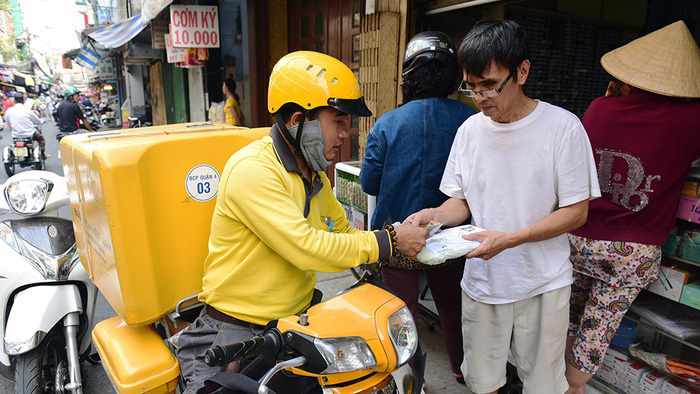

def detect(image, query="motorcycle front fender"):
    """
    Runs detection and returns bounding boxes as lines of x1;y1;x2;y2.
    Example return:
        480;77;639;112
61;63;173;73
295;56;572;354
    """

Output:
4;284;83;356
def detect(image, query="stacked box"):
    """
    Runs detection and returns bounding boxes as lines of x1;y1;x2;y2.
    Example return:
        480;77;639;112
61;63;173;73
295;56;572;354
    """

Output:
662;379;698;394
598;348;622;386
641;371;669;393
596;365;616;386
624;362;651;393
648;266;691;302
680;281;700;310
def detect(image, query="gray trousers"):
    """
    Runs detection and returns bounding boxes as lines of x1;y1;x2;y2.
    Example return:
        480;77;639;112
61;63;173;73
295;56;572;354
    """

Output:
175;310;263;393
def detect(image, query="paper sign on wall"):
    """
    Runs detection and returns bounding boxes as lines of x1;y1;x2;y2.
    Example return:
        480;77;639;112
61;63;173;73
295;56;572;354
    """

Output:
169;5;220;48
165;34;186;63
151;19;169;49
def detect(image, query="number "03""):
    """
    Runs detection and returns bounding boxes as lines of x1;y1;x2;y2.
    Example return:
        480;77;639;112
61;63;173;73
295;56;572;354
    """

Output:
197;182;211;194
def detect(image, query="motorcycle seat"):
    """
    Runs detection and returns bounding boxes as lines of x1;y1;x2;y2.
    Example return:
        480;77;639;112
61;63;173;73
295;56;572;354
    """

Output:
92;316;180;394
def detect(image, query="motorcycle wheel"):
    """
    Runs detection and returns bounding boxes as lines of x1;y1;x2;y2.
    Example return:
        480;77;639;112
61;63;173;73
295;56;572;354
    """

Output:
4;161;15;177
33;156;45;170
14;332;69;394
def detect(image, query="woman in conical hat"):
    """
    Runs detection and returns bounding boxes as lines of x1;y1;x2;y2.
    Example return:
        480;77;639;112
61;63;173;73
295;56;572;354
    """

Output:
565;21;700;394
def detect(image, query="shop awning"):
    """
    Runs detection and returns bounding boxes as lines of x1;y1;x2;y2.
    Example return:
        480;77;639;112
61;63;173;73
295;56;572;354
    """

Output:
1;82;26;92
88;13;146;49
12;70;34;86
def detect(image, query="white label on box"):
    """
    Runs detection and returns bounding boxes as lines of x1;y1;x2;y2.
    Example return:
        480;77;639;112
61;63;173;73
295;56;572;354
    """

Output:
185;164;220;202
648;266;688;302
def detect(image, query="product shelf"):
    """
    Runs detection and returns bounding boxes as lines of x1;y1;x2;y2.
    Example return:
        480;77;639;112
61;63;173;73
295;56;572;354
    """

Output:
623;314;700;353
589;375;625;394
663;253;700;269
615;344;700;393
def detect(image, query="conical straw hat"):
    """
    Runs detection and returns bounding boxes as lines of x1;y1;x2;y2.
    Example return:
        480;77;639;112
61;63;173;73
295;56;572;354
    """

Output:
601;21;700;98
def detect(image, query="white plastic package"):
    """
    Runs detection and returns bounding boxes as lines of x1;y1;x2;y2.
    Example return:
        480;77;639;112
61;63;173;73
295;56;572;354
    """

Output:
416;224;485;265
208;101;226;124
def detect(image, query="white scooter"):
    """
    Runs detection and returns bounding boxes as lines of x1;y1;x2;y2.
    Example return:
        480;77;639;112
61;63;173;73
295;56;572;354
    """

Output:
0;171;97;394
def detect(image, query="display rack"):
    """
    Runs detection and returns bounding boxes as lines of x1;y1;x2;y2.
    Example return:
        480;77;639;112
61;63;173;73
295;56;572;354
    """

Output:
333;161;376;231
623;312;700;354
586;174;700;394
664;254;700;270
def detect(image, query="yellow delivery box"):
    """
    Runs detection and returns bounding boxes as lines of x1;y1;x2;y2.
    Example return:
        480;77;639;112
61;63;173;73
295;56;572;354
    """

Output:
60;123;269;326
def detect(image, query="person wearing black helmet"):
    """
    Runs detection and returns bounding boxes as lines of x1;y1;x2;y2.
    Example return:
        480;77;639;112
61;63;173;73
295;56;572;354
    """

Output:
360;30;476;385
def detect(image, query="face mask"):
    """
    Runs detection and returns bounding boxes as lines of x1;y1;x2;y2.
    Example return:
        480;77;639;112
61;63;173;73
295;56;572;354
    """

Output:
287;119;333;172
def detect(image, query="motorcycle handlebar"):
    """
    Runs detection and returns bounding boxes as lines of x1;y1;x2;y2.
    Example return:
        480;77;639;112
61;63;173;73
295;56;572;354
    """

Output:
204;330;283;367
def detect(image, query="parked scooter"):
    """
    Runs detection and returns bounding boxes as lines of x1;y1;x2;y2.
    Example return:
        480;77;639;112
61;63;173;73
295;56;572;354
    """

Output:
0;170;98;394
98;103;116;128
80;105;102;131
128;113;152;128
2;122;46;176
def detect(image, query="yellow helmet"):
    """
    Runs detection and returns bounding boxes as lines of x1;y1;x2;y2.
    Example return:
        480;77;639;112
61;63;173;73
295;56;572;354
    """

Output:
268;51;371;117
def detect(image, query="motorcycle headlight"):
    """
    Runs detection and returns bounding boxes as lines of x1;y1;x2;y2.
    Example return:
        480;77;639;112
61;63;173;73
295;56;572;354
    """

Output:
4;179;53;215
313;336;377;374
388;306;418;367
0;222;19;252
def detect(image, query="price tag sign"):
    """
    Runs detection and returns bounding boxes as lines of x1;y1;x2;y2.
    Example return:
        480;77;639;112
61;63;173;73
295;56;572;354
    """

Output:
165;34;185;63
341;203;367;231
185;164;220;202
169;5;220;48
677;195;700;224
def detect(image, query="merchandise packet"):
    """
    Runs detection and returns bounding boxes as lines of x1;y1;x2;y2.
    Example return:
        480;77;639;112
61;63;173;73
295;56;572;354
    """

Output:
416;224;486;265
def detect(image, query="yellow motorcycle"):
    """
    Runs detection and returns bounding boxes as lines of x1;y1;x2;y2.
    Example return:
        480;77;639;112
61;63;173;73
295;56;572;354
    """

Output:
200;264;425;394
59;123;424;394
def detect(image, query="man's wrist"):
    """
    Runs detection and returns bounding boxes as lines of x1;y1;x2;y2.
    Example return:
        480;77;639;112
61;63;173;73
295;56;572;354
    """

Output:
507;231;523;249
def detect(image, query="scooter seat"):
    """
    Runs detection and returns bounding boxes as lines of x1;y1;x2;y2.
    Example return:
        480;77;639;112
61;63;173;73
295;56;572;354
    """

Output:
92;316;180;394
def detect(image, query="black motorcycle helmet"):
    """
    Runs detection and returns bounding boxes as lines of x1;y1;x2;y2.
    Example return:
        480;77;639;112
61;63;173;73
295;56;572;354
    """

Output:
402;31;458;77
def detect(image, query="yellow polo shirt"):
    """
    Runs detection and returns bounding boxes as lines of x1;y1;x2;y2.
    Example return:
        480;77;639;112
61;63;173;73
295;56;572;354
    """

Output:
199;126;391;325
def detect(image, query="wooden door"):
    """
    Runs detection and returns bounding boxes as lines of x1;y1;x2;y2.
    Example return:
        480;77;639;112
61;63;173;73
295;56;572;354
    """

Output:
289;0;363;179
149;61;167;126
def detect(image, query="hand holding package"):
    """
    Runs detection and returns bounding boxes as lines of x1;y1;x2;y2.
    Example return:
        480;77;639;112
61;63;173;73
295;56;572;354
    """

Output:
416;224;485;265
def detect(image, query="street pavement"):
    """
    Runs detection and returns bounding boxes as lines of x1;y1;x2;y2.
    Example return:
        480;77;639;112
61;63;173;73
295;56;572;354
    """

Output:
0;120;464;393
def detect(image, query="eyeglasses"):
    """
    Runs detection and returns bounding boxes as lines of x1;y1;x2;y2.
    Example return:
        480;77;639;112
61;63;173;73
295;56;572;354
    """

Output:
458;74;512;98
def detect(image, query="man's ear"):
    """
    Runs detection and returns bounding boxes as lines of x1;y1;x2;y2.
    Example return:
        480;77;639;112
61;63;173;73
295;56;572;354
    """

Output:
289;111;304;127
516;60;531;86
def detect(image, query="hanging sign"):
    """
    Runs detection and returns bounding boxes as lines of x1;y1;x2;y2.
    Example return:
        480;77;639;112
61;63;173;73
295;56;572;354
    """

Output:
151;19;169;49
169;5;220;48
98;57;116;80
165;34;186;63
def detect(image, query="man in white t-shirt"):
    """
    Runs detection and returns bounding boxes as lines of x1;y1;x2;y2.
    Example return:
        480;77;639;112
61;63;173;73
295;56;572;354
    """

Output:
4;93;46;157
407;20;600;394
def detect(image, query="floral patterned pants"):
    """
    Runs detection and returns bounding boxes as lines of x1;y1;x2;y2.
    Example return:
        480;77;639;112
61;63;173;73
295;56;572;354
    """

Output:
567;235;661;374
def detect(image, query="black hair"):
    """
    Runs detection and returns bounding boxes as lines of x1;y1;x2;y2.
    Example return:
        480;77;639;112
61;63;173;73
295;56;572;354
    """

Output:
457;20;531;79
402;60;459;103
13;94;24;104
276;103;323;124
224;78;240;102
